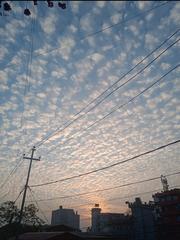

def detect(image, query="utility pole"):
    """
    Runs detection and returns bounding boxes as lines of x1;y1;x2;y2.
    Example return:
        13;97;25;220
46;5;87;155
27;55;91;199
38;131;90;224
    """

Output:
16;146;40;238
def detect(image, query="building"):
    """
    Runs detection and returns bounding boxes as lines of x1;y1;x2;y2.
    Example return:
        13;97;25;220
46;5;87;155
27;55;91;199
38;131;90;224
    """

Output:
126;197;156;240
10;231;123;240
91;204;101;233
51;206;80;230
153;188;180;240
44;224;80;232
91;204;130;238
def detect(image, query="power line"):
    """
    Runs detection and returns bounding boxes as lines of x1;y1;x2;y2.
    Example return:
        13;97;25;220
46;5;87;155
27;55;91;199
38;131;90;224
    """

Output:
84;62;179;131
3;27;178;195
42;184;180;212
31;139;180;188
80;2;169;40
47;62;180;155
31;170;180;201
20;6;36;129
35;28;179;149
34;1;170;57
36;28;180;148
0;186;24;206
0;7;37;195
80;184;180;220
0;8;38;193
0;145;34;199
14;186;25;204
28;186;49;224
102;184;180;204
0;190;11;203
0;157;24;190
3;1;171;70
61;184;180;210
29;185;180;234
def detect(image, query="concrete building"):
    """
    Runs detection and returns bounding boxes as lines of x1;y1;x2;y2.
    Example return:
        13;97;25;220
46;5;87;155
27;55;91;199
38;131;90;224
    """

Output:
51;206;80;230
91;204;130;238
153;188;180;240
91;204;101;233
126;197;155;240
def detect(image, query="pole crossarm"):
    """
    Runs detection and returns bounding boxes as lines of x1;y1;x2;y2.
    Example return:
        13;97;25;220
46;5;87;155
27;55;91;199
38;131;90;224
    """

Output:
23;156;41;161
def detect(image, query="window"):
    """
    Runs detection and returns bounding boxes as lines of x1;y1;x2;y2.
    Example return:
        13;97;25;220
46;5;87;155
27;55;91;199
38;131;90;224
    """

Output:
154;197;159;203
167;196;171;201
173;196;178;200
176;204;180;210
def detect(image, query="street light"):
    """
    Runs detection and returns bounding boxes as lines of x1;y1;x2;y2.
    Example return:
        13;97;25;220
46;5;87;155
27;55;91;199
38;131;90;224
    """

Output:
47;0;53;8
24;8;31;16
58;2;66;9
4;2;11;11
1;1;67;17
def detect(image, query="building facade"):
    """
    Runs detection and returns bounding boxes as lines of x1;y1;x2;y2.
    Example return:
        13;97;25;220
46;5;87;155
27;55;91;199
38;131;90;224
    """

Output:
127;197;156;240
51;205;80;230
91;204;130;238
153;188;180;240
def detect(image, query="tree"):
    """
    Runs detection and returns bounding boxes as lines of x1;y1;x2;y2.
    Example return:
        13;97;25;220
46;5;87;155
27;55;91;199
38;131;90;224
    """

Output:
23;204;44;226
0;201;19;226
0;201;44;227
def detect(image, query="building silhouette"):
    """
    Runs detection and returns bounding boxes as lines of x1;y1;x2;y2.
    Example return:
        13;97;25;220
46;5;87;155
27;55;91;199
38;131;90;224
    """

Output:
91;204;131;238
153;188;180;240
8;188;180;240
126;198;155;240
51;205;80;230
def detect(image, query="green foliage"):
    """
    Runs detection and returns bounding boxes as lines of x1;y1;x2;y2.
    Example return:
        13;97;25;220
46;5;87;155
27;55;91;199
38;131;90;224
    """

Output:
0;201;19;226
0;201;44;227
23;204;44;226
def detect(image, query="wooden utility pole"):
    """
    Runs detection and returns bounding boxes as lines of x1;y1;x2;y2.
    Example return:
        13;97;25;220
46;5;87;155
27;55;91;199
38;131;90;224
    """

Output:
16;146;40;238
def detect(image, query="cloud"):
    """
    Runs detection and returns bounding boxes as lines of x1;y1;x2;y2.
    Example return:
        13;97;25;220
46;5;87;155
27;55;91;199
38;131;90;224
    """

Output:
51;67;67;78
71;1;81;14
145;33;159;50
0;71;9;91
101;23;112;35
68;24;78;34
145;12;154;21
96;1;106;8
128;24;139;36
0;47;9;61
56;36;75;61
110;13;122;24
160;62;171;71
40;14;58;35
0;1;179;227
111;1;125;10
89;53;104;63
136;1;152;10
169;2;180;25
80;13;94;33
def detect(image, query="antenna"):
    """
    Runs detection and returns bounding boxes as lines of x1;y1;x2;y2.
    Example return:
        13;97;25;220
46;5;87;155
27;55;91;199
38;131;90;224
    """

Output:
161;175;169;191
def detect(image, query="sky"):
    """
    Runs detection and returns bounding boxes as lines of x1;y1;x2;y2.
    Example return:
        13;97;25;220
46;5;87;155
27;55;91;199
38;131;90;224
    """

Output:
0;0;180;230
